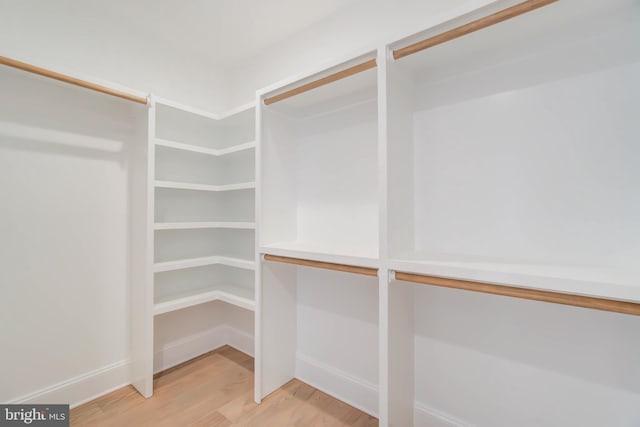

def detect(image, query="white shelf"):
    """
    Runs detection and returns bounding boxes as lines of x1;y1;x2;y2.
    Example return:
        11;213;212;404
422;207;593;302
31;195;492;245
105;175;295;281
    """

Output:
260;241;379;268
389;254;640;303
154;283;255;315
154;255;255;273
154;180;255;192
154;138;256;156
154;221;255;230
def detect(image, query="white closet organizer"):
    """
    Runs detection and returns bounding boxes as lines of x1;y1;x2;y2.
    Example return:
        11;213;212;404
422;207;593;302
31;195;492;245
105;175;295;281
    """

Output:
259;53;379;265
384;0;640;425
386;0;640;302
257;54;381;415
133;100;257;397
257;0;640;426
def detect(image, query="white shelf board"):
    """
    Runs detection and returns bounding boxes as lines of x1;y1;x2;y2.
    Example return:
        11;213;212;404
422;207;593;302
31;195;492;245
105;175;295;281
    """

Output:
154;138;256;156
154;283;255;315
154;255;255;273
260;241;379;269
389;253;640;303
154;180;256;192
154;222;255;230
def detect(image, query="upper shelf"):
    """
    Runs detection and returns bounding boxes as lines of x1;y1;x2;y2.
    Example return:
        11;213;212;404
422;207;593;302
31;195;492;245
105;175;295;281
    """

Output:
263;54;378;118
154;138;255;156
260;241;379;269
156;102;254;150
391;0;639;91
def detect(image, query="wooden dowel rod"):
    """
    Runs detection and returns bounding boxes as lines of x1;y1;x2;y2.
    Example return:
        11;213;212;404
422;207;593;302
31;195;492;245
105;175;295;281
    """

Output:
393;0;558;60
394;272;640;316
0;55;148;105
264;254;378;277
264;58;377;106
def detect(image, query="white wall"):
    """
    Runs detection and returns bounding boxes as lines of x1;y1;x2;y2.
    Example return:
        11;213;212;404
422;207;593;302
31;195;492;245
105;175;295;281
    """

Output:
0;67;146;404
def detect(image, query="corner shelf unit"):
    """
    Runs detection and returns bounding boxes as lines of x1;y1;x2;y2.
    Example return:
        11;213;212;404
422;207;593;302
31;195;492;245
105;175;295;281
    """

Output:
256;0;640;426
132;99;256;398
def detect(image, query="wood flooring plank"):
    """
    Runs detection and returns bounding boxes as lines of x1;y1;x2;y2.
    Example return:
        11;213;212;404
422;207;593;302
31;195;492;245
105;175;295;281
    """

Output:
70;346;377;427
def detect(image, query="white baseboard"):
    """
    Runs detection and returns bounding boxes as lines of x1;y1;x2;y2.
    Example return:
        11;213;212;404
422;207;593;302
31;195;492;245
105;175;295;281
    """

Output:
9;324;255;409
153;325;254;374
414;401;474;427
226;326;255;357
8;359;131;409
153;325;228;373
295;352;378;418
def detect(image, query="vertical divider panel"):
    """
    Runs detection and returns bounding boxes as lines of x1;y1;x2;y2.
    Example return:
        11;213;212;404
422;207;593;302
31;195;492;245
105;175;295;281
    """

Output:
260;259;298;399
131;96;155;398
385;46;417;426
376;46;391;427
254;100;263;404
387;273;415;427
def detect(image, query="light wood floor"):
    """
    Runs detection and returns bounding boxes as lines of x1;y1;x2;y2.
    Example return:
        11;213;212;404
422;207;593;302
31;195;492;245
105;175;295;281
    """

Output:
71;346;378;426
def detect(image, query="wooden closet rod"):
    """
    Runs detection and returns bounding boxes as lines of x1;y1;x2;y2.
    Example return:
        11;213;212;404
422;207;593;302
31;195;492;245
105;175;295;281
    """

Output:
264;254;378;277
394;271;640;316
0;55;148;105
263;58;377;106
393;0;558;60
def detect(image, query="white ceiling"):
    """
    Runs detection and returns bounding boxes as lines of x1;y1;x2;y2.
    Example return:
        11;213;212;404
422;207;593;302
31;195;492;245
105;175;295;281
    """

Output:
89;0;358;66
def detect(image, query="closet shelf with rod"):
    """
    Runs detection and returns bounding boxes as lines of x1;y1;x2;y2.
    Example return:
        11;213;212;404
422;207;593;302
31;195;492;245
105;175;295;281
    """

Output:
0;55;148;104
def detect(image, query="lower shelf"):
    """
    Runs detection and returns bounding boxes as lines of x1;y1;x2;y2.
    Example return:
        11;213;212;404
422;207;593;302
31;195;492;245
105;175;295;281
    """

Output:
154;282;255;315
389;253;640;303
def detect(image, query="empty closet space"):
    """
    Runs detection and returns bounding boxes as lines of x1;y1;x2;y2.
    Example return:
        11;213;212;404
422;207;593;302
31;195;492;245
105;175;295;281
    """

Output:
260;54;379;262
388;277;640;427
386;0;640;301
260;260;380;416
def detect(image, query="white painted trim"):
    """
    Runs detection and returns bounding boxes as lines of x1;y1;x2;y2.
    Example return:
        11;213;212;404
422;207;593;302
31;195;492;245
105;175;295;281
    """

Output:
6;323;255;409
414;401;476;427
295;352;378;418
8;360;131;409
226;326;255;357
153;324;255;374
153;325;228;373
